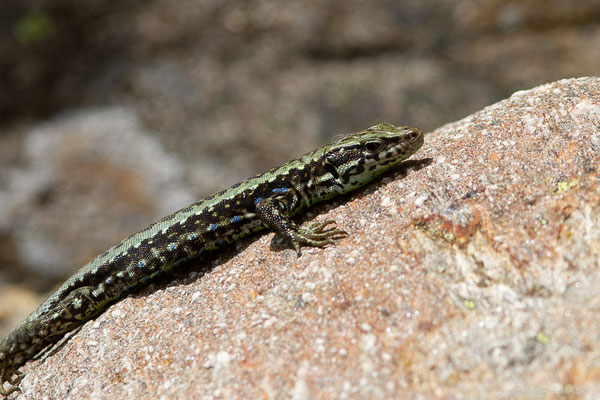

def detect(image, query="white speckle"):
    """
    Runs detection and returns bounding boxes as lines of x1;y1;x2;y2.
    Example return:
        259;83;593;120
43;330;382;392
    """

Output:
450;173;461;180
302;292;317;304
359;323;372;332
317;267;332;280
215;351;231;369
361;333;377;352
493;235;505;242
226;283;236;291
315;338;326;353
192;291;202;302
414;195;428;207
291;378;312;400
484;184;498;197
338;347;348;356
111;309;123;318
263;316;277;328
291;362;313;400
511;89;528;98
380;196;393;207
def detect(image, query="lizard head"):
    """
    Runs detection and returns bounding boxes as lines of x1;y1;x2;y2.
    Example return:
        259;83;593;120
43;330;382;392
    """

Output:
322;123;424;193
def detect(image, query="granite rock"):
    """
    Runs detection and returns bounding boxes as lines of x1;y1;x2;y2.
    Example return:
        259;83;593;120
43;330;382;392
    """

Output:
16;77;600;399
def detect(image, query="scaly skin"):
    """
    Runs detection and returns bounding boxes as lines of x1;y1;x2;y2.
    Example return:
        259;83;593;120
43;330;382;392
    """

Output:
0;123;424;397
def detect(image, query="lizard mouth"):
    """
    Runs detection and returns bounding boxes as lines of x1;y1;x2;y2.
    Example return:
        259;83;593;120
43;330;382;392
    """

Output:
376;127;424;167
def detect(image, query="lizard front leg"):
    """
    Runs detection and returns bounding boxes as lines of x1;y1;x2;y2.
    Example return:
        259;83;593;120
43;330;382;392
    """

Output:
255;193;347;255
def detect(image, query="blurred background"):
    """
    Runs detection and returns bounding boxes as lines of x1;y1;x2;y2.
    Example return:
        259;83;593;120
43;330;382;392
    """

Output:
1;0;599;333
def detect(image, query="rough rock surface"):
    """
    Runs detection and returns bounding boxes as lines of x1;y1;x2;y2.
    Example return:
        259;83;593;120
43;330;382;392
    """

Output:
12;77;600;399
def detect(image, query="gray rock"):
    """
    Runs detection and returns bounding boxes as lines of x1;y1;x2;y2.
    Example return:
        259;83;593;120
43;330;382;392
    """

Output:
0;107;194;279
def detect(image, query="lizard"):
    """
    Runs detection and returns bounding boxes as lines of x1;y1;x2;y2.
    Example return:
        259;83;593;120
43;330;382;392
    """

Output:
0;123;423;397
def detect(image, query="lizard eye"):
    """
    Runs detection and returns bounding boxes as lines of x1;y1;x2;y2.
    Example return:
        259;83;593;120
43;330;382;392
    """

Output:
364;141;383;153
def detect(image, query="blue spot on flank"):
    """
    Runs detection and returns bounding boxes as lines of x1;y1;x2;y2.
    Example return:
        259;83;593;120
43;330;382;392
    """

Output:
188;233;196;240
218;239;226;246
231;215;242;223
272;187;289;193
209;224;218;231
254;197;263;205
167;243;177;251
138;260;146;268
198;248;206;255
